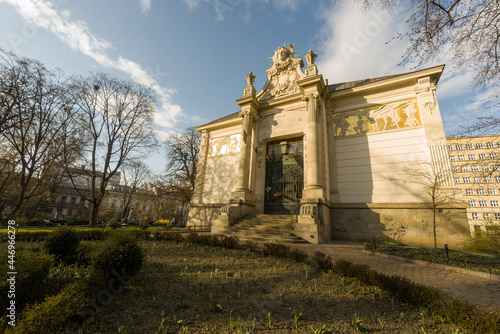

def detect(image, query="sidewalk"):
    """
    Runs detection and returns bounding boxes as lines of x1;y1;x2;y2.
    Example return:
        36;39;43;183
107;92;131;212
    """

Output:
290;241;500;312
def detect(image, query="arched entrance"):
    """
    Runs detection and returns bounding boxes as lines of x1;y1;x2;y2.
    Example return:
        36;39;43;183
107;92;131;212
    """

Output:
264;138;304;214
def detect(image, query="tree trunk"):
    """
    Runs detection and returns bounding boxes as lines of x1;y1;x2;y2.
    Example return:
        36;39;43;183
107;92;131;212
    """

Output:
89;203;99;226
433;206;437;248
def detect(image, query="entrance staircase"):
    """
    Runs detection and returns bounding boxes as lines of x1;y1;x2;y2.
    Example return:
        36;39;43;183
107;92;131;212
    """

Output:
218;214;307;243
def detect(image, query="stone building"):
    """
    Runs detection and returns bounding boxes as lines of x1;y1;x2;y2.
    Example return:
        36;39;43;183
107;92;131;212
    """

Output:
187;43;469;246
446;135;500;235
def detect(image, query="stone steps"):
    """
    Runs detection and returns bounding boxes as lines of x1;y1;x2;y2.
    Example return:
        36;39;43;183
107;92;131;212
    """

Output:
218;214;307;243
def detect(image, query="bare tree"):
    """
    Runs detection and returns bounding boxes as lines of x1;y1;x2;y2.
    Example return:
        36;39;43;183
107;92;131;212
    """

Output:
65;73;157;226
164;127;200;223
119;160;151;219
0;50;81;219
339;0;500;129
392;159;459;247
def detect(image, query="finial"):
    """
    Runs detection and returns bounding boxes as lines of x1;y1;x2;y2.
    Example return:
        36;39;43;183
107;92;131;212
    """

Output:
246;71;255;87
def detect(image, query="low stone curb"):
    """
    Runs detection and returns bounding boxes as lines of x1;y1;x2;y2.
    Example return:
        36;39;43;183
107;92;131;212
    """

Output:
361;250;500;282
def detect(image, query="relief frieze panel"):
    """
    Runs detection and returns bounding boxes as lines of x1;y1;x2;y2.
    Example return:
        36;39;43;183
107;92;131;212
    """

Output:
333;99;421;137
207;134;241;157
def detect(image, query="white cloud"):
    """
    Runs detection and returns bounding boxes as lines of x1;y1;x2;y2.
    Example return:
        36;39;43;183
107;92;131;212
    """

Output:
139;0;152;15
315;3;411;85
2;0;183;129
184;0;302;21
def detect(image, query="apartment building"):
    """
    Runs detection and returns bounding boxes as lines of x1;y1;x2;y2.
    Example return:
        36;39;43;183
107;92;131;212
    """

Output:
447;135;500;235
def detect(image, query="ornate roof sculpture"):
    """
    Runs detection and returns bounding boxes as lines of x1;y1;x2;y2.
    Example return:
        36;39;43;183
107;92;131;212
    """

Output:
258;43;305;101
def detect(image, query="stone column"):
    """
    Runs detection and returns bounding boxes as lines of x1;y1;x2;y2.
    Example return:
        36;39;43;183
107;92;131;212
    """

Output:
236;111;253;191
303;92;322;196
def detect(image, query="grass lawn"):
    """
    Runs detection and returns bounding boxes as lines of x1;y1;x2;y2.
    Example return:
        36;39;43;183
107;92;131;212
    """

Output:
366;243;500;275
86;240;469;333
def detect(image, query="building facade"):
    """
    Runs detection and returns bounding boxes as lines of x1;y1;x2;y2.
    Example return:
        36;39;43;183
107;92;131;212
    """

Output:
447;135;500;235
187;44;469;246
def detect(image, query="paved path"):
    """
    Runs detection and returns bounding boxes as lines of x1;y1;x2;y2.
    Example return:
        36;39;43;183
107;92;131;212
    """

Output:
288;241;500;313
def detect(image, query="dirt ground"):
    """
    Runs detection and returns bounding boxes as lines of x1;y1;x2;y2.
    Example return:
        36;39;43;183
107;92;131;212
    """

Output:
86;241;469;333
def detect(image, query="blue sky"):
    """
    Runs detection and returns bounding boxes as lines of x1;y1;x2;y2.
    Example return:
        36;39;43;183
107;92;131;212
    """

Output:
0;0;489;173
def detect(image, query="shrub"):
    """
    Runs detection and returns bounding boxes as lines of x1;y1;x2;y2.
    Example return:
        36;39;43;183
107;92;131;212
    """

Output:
462;233;500;256
288;248;309;263
7;273;107;334
138;221;150;230
106;218;121;229
154;219;172;228
311;251;334;270
220;236;240;249
0;249;53;317
92;230;143;279
262;243;290;259
43;227;80;264
245;240;260;253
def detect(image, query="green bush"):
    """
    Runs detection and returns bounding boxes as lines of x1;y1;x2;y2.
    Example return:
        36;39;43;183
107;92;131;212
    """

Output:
0;249;53;317
262;243;290;259
43;227;80;264
311;251;333;270
138;221;150;230
220;236;239;249
106;219;121;229
462;233;500;256
245;240;260;253
7;273;107;334
288;248;308;263
92;230;143;279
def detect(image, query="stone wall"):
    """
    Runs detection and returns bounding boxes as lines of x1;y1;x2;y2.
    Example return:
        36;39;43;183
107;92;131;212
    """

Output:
331;203;470;248
186;204;221;228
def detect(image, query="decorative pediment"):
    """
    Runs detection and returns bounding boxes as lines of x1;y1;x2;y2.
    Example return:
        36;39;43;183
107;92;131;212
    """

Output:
258;43;305;102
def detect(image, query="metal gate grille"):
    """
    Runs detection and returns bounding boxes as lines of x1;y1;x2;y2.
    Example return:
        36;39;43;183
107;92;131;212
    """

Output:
264;139;303;214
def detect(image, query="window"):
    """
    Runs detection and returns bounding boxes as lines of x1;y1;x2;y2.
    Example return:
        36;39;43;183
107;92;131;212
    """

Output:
466;189;474;195
468;155;476;160
454;177;460;184
482;165;490;171
468;200;477;207
490;153;497;159
480;201;488;207
458;155;466;160
486;177;494;183
487;142;495;148
495;213;500;220
494;165;500;171
448;145;454;150
474;177;483;183
466;144;473;149
450;156;456;161
488;188;496;195
472;213;479;219
491;201;499;207
476;143;484;148
477;189;485;195
452;166;458;172
471;165;479;171
484;213;491;220
461;166;469;171
61;196;67;203
497;177;500;182
456;144;463;150
479;154;487;159
464;177;471;183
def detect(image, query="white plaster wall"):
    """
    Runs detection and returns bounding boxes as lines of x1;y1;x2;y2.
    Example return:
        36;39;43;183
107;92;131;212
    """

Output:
335;128;431;203
202;154;239;203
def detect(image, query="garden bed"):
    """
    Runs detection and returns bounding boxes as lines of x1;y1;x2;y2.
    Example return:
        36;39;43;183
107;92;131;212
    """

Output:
364;243;500;275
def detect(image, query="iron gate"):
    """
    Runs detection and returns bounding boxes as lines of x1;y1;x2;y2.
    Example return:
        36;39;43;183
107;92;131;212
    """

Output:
264;139;304;214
